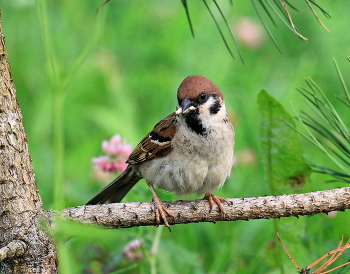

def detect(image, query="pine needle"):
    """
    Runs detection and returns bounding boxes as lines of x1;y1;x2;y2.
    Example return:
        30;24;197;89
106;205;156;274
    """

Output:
202;0;236;60
181;0;195;38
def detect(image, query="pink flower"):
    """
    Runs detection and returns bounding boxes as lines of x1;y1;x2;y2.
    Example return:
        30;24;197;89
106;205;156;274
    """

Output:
112;161;128;172
123;239;144;262
101;140;110;153
110;135;121;146
235;18;264;49
116;143;133;158
92;135;132;181
92;156;107;165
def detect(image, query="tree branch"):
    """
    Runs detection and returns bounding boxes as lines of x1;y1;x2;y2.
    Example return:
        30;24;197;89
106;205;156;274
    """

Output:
61;187;350;229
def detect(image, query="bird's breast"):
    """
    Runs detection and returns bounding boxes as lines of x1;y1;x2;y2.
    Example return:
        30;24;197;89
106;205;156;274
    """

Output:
138;120;234;197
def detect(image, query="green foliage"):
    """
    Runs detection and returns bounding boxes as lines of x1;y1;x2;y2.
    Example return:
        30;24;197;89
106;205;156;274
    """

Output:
2;0;350;273
295;61;350;183
258;90;311;273
182;0;331;61
258;90;311;195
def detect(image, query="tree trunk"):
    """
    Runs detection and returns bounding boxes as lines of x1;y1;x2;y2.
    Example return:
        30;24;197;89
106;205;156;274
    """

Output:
0;15;57;273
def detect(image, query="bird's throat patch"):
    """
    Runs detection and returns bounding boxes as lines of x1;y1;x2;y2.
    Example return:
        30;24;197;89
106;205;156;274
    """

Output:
184;114;206;136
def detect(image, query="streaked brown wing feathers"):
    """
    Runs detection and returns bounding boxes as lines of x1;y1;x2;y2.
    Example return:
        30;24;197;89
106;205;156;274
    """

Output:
127;113;176;164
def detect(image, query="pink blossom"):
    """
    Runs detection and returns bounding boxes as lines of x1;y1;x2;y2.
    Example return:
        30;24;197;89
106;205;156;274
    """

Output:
112;161;128;172
235;18;264;49
123;239;144;262
108;144;118;155
105;162;114;171
116;143;132;158
92;156;107;165
92;135;132;180
110;135;121;146
101;140;110;153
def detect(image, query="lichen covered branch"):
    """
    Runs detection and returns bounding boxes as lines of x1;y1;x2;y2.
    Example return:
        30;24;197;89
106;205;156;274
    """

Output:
62;187;350;229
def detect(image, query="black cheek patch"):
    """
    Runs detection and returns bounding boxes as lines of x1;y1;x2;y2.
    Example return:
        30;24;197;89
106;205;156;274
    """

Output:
209;97;221;115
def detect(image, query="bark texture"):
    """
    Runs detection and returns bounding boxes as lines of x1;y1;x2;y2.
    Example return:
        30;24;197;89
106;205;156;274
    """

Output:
0;17;57;273
63;187;350;229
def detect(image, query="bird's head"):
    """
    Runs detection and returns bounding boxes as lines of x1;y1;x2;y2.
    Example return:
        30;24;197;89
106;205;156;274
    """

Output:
175;75;224;118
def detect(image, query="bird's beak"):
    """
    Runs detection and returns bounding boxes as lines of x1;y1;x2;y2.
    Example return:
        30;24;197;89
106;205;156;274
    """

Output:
175;97;195;115
181;97;195;112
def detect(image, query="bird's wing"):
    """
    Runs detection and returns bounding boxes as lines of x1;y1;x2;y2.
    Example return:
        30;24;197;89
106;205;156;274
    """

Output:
127;113;176;164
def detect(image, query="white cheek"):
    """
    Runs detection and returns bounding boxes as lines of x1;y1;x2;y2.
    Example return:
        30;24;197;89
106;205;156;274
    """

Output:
199;97;227;126
200;97;215;116
200;97;221;116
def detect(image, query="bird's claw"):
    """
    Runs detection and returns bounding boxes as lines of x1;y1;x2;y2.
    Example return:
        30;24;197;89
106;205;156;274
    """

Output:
204;193;229;215
152;196;174;232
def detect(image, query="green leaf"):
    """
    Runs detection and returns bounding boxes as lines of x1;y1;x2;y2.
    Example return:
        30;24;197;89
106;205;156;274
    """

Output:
258;91;310;273
257;90;311;195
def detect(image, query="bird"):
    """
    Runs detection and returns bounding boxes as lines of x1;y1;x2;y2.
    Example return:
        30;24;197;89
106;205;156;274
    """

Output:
87;75;235;231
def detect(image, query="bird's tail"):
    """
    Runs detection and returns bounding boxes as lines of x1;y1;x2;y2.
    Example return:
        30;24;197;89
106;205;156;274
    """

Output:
86;165;141;204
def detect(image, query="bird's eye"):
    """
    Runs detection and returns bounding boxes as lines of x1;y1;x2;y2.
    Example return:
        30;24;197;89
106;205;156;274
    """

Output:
199;93;207;101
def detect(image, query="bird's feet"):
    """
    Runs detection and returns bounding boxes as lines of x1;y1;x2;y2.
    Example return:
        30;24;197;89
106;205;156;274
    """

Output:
152;195;174;232
148;184;174;231
203;193;229;215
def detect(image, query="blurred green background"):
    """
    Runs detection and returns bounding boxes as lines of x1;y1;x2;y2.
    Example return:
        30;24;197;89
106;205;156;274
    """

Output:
1;0;350;273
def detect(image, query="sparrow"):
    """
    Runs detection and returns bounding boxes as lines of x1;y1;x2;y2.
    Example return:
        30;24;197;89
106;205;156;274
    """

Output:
87;75;235;230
